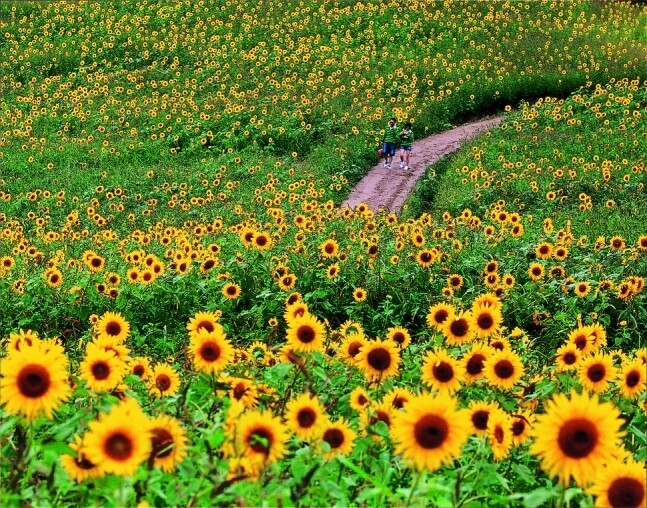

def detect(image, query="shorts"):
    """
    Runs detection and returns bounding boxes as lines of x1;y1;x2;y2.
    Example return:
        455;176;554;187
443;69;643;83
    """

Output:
400;145;413;152
382;142;396;156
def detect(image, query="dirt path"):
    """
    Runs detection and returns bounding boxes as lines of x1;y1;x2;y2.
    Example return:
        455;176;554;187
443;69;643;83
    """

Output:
341;116;503;213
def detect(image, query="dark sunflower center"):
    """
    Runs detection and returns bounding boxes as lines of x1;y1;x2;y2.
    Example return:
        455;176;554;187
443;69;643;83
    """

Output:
607;477;645;508
323;428;344;449
17;364;51;398
367;348;391;371
151;428;174;459
477;313;494;330
104;432;134;461
433;361;454;382
392;332;405;344
557;418;598;458
105;322;122;336
587;364;606;383
325;244;335;254
434;310;449;324
233;383;247;400
472;410;489;430
197;321;215;333
297;408;316;428
296;325;316;344
511;420;526;436
226;286;237;295
203;260;215;270
357;394;368;405
75;454;96;470
133;365;146;377
156;374;171;391
574;335;588;349
449;319;469;337
494;360;514;379
626;371;640;388
376;411;390;426
200;342;220;362
420;252;432;263
248;428;272;453
466;354;485;375
256;236;267;246
494;425;505;443
564;352;577;365
392;396;406;409
92;362;111;380
414;414;448;449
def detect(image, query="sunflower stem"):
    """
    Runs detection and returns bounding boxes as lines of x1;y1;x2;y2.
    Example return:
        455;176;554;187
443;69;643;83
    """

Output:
405;469;425;507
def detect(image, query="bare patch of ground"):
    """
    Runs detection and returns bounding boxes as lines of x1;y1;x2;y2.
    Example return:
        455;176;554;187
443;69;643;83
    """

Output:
341;116;503;214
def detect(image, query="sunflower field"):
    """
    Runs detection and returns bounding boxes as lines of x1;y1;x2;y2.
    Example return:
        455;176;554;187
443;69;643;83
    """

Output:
1;1;646;507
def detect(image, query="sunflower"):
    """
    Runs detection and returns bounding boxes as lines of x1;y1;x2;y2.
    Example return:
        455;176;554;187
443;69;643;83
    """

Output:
5;328;41;353
222;282;241;300
319;239;339;258
467;400;501;436
224;376;259;408
326;263;340;279
284;300;309;321
352;287;367;302
510;410;535;447
567;325;595;356
83;399;152;476
127;356;151;380
578;353;617;393
60;435;105;482
528;263;545;281
45;267;64;288
284;393;328;440
441;312;475;346
277;273;296;291
462;342;491;383
319;418;357;460
383;387;414;410
78;343;126;393
530;390;625;486
92;335;131;361
226;456;258;481
535;242;553;260
355;339;400;382
554;343;582;372
574;281;592;298
148;414;188;472
95;311;130;343
235;409;290;467
472;292;503;310
252;232;273;251
587;458;646;508
286;312;326;353
338;333;367;365
349;386;371;411
148;364;181;398
447;274;464;290
416;249;437;268
426;302;456;330
186;310;221;337
189;327;234;374
617;359;646;399
470;304;503;339
0;343;71;421
484;350;525;391
421;348;463;394
360;400;394;438
488;410;513;461
391;392;470;472
386;326;411;349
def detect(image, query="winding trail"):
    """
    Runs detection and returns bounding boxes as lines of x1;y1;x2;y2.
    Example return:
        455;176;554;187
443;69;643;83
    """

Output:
341;116;503;213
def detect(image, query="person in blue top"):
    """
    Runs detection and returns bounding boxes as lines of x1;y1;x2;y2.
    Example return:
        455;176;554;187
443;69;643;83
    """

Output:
382;117;398;169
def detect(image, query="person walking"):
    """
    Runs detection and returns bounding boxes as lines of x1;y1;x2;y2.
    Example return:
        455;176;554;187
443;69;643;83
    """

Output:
398;122;414;170
382;117;398;169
